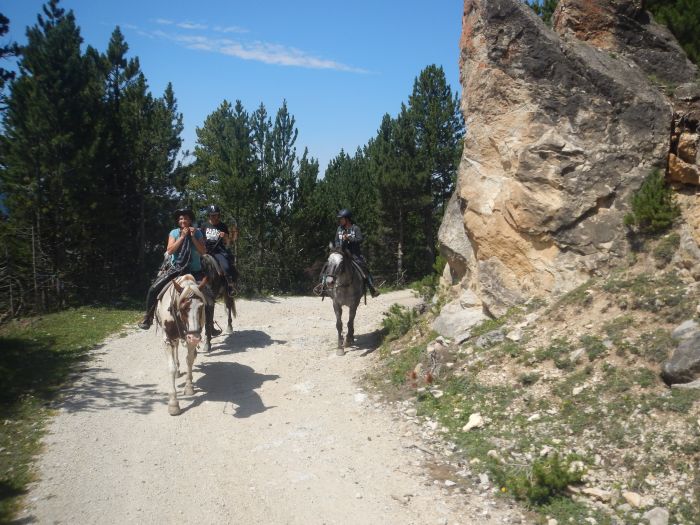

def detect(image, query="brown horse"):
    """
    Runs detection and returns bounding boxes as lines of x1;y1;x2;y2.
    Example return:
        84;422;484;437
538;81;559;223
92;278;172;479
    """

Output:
200;254;236;352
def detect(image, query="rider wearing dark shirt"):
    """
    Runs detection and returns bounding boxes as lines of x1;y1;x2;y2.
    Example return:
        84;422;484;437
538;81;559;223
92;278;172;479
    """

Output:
334;209;380;298
201;204;239;296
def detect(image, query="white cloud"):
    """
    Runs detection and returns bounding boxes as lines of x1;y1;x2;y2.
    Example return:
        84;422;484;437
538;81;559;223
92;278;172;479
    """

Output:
155;18;174;25
214;25;249;34
177;22;208;30
156;31;367;73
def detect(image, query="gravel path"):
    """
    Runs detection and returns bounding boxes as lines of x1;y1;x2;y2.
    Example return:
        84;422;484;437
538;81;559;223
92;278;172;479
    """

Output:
22;291;524;524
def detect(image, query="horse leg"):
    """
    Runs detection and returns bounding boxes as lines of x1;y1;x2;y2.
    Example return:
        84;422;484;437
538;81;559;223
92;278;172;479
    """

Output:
345;305;357;348
203;303;213;353
184;342;197;396
225;295;233;334
334;302;345;355
164;339;181;416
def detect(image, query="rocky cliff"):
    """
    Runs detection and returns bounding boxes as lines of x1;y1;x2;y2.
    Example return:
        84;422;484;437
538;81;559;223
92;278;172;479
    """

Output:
437;0;700;331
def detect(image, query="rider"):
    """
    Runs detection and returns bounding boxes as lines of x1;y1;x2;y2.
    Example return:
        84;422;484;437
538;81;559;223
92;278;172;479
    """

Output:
334;208;380;298
200;204;239;297
137;208;221;336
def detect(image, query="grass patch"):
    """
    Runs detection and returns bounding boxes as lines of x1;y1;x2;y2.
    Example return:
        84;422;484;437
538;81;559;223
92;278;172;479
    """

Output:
579;334;608;361
0;305;139;522
634;328;676;363
653;233;680;267
552;279;595;309
533;337;573;369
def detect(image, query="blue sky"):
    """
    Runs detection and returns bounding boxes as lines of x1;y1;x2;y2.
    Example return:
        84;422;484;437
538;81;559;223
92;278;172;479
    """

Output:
4;0;463;174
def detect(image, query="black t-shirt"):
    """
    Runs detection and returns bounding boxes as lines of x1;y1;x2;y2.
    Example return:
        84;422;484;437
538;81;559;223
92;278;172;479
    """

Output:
201;222;229;252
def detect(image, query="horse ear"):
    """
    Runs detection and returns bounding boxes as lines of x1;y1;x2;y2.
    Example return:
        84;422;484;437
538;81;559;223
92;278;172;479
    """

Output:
173;280;184;293
198;275;209;290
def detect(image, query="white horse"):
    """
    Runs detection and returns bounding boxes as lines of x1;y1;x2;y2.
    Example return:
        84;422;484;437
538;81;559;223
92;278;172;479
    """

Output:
155;274;208;416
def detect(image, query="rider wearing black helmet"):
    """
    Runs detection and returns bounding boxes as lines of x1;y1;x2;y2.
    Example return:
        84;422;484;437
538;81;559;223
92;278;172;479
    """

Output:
201;204;239;297
334;209;380;298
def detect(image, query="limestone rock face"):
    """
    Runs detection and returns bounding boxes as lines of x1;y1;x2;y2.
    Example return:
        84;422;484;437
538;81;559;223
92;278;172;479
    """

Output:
553;0;697;85
447;0;686;315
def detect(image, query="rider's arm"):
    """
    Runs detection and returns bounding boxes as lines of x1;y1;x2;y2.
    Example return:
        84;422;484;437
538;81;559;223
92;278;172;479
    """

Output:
192;229;206;255
166;230;183;255
347;225;363;243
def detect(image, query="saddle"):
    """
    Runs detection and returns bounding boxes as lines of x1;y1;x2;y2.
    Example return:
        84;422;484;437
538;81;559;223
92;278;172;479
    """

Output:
202;254;225;277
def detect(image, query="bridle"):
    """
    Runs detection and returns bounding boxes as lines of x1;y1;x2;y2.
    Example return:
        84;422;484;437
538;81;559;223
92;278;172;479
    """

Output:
169;278;207;340
326;250;356;289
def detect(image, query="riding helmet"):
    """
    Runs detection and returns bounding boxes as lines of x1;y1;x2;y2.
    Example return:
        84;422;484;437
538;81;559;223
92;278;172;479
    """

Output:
207;204;221;215
174;208;195;222
337;208;352;219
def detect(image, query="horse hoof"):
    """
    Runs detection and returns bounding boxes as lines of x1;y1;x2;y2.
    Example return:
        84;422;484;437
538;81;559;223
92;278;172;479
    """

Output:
336;348;345;356
203;342;211;353
168;403;181;416
184;385;194;396
345;337;354;347
226;325;233;334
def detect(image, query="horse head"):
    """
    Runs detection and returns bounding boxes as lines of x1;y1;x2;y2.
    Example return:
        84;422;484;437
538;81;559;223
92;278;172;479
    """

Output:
172;275;208;346
324;249;352;289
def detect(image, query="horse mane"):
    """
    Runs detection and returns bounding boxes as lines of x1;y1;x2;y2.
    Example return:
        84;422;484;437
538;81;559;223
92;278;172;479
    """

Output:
174;275;207;307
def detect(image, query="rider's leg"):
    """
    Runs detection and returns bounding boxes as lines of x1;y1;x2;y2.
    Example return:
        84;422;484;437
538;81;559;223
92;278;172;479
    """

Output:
355;256;380;298
138;274;173;329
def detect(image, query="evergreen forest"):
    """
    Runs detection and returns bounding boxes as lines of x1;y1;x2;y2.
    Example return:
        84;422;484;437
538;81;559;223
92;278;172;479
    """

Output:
0;0;463;316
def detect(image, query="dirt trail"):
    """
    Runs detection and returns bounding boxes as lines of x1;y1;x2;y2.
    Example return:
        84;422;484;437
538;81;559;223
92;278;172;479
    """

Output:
22;291;523;525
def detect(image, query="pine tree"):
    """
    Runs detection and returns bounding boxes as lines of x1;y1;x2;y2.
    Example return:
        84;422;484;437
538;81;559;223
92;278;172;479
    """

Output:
408;65;464;275
526;0;558;26
1;0;102;307
646;0;700;64
0;13;20;110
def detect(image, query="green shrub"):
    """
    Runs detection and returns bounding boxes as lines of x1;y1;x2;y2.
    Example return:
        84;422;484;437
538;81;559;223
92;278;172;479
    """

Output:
410;255;447;301
624;170;680;234
382;304;417;341
499;453;585;506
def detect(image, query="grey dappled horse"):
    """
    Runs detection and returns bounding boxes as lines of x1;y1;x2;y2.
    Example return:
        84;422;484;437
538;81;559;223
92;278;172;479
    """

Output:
324;249;364;356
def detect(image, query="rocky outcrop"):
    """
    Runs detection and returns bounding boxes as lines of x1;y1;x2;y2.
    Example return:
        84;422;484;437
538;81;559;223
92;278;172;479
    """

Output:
668;90;700;185
438;0;697;318
662;320;700;385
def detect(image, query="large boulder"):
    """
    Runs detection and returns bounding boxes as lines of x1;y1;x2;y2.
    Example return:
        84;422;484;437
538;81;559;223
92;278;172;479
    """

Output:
662;320;700;385
432;289;487;341
438;192;476;287
448;0;683;316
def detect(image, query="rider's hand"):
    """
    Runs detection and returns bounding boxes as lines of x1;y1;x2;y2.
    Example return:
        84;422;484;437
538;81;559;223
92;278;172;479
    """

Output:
219;231;226;238
183;227;191;236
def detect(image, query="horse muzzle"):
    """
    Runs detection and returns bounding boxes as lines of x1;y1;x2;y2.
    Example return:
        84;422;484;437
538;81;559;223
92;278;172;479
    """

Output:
185;331;202;345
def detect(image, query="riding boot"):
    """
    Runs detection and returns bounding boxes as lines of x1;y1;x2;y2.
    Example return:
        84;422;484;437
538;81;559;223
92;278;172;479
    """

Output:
138;305;156;330
205;304;222;337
